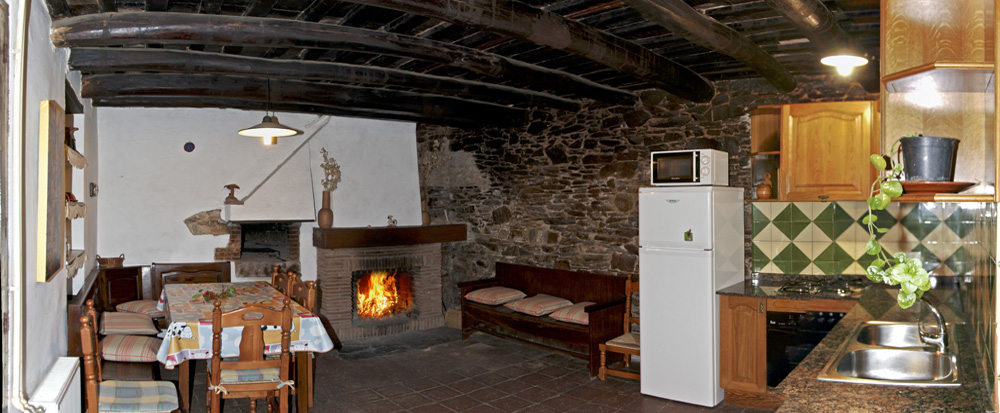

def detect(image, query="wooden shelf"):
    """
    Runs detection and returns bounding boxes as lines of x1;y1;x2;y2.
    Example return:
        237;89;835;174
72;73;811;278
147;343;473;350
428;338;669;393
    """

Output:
883;62;995;93
895;193;995;203
66;145;87;169
66;202;86;219
748;151;780;157
313;224;467;249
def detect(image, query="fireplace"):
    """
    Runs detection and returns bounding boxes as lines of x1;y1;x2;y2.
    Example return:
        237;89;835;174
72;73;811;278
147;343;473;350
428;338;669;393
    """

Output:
353;269;414;321
215;222;301;278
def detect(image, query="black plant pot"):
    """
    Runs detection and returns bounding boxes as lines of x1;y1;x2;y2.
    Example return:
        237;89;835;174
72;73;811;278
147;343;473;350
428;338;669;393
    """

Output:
900;136;959;182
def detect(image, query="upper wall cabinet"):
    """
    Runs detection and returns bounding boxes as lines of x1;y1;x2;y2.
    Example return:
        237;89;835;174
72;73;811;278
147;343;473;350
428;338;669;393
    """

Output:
749;101;879;202
781;101;880;202
881;0;997;202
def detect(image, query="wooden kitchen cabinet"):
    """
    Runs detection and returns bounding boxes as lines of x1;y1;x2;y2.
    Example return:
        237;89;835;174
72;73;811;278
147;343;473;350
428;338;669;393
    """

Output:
719;295;766;394
780;101;880;201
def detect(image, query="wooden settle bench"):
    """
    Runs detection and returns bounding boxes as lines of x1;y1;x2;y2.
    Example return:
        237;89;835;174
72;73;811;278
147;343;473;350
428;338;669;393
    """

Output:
459;262;627;377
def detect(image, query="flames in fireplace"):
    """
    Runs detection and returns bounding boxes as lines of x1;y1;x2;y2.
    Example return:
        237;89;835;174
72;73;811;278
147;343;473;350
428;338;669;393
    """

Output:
356;270;412;319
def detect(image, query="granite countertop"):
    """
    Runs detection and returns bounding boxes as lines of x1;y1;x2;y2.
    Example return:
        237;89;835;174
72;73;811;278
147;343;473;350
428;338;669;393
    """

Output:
772;286;989;412
716;278;865;301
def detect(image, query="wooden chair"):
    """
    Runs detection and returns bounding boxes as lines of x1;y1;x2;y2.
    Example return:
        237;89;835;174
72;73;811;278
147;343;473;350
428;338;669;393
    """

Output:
207;299;293;413
151;261;232;301
288;277;317;409
598;276;640;380
270;266;298;295
85;300;161;381
80;313;179;412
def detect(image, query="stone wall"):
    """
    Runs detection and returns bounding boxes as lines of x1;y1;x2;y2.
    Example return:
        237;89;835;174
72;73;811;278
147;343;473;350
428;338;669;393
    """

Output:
418;75;878;309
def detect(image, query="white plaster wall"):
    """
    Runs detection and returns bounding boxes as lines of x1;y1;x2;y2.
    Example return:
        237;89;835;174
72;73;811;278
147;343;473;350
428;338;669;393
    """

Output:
97;109;421;281
9;0;71;397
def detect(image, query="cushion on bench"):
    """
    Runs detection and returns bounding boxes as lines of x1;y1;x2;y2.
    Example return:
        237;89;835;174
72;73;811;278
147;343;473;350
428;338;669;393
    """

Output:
504;294;573;316
549;301;595;325
101;312;159;336
116;300;165;319
465;286;526;305
101;335;162;362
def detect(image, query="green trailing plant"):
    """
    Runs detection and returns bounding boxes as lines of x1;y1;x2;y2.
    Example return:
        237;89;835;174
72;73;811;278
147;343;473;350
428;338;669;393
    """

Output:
864;136;931;309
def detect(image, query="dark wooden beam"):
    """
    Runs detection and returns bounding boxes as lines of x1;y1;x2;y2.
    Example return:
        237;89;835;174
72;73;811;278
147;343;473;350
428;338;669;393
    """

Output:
97;0;117;13
623;0;795;92
89;96;506;128
341;0;715;102
44;0;72;18
68;48;581;110
313;225;467;249
222;0;279;54
199;0;223;14
764;0;852;54
81;73;528;127
145;0;169;11
51;12;637;105
262;0;339;58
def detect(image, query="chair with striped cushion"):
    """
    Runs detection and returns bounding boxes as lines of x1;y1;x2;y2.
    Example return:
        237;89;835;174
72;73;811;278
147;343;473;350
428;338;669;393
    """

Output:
208;299;293;413
101;266;166;327
598;276;640;381
80;313;179;413
288;277;317;408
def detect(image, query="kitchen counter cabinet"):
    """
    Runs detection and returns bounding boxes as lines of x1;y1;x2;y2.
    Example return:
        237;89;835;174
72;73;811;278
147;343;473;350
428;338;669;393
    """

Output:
718;289;858;410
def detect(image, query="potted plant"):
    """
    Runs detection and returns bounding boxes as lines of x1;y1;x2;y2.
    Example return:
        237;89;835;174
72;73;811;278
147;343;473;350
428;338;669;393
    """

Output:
863;137;931;309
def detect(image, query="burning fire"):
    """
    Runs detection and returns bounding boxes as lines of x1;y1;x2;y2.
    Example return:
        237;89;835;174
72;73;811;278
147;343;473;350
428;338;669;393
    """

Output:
357;271;400;319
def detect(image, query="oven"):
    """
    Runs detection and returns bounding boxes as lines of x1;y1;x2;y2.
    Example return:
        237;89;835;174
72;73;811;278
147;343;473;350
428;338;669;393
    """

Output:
766;310;844;387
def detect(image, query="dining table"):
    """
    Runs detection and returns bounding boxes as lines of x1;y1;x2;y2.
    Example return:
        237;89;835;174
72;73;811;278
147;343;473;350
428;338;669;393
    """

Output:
156;281;334;413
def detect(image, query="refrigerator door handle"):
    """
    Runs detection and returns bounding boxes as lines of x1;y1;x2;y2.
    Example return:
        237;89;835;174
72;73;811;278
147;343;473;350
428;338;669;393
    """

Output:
641;246;712;252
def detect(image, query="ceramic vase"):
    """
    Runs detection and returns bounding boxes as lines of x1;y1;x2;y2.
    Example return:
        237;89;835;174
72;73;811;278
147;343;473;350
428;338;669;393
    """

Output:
755;172;773;200
318;190;333;228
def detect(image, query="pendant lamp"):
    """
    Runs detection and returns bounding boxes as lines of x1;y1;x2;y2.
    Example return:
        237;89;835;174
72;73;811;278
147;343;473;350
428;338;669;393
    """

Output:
238;79;302;145
820;49;868;76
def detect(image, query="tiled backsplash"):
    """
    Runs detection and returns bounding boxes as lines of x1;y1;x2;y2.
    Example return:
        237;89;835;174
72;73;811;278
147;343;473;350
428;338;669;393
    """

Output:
752;201;986;276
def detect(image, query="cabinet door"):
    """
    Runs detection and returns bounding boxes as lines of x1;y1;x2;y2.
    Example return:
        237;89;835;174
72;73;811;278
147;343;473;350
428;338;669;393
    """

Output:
780;101;879;201
719;295;766;393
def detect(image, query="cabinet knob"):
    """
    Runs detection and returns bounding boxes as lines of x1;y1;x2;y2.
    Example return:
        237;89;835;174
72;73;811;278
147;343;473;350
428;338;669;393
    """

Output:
818;195;830;201
759;302;764;313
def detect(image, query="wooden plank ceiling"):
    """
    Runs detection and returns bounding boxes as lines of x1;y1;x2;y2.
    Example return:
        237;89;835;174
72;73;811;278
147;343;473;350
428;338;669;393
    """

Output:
46;0;880;128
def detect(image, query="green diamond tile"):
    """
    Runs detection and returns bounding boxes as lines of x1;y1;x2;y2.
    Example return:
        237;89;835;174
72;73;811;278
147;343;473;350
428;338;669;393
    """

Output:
856;208;897;240
752;204;771;239
772;244;811;274
815;203;856;240
900;204;941;241
856;251;879;271
910;244;941;273
813;243;854;275
944;207;976;239
944;246;973;276
752;243;770;272
773;204;811;241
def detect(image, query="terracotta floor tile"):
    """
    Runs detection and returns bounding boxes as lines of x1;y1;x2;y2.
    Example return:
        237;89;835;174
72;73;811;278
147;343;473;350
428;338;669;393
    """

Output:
391;392;434;409
437;395;480;411
488;395;534;411
516;386;559;403
466;387;507;403
448;378;487;393
422;385;462;401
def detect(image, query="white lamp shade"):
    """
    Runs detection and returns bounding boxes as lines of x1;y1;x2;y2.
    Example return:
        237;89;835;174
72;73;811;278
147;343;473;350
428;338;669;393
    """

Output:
238;115;303;139
820;54;869;76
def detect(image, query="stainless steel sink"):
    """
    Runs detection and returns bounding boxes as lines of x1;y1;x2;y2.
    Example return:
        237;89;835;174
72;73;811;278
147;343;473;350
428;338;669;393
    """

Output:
818;321;961;387
855;321;937;349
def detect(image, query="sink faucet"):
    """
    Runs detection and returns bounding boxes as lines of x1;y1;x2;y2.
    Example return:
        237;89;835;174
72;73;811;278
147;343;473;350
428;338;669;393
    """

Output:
919;297;947;353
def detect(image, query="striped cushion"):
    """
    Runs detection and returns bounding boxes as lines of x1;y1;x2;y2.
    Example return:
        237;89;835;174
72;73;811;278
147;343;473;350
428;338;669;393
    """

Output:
101;312;159;336
101;335;162;362
98;380;179;413
465;287;526;305
116;300;165;319
548;301;595;325
503;294;573;316
220;367;281;384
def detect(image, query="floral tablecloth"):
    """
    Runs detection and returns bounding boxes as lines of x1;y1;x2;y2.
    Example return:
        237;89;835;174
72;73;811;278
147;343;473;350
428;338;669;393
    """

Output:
156;281;334;369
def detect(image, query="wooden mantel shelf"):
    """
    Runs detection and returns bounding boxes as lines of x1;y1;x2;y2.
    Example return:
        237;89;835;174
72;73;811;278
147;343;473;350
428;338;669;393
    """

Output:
313;224;467;249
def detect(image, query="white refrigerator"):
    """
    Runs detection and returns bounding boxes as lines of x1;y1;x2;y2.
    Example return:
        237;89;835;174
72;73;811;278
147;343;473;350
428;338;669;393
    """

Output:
638;186;744;407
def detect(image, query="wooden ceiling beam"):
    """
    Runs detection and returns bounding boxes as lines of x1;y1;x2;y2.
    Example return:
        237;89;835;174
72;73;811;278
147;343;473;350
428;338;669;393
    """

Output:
51;12;637;105
623;0;795;92
342;0;715;102
89;96;506;128
81;73;528;127
144;0;169;12
68;48;581;110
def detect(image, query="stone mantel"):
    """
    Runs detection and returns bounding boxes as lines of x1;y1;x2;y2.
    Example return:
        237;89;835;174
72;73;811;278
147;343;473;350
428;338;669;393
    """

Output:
313;224;467;249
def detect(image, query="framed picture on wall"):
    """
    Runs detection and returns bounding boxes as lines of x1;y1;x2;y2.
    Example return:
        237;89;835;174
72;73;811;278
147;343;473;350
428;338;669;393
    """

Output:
37;100;65;282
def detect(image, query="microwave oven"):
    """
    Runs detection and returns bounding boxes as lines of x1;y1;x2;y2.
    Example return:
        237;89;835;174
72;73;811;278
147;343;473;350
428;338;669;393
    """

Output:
650;149;729;186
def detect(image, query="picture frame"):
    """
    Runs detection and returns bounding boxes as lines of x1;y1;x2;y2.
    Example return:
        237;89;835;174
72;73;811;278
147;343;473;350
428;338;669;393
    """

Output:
37;100;65;282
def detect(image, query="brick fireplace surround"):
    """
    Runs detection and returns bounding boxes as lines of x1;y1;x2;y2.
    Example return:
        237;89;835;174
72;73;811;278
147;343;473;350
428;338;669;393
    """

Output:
318;243;444;340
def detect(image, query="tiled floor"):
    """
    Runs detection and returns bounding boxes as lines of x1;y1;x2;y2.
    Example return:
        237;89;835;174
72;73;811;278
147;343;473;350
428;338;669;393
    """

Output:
166;329;772;412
